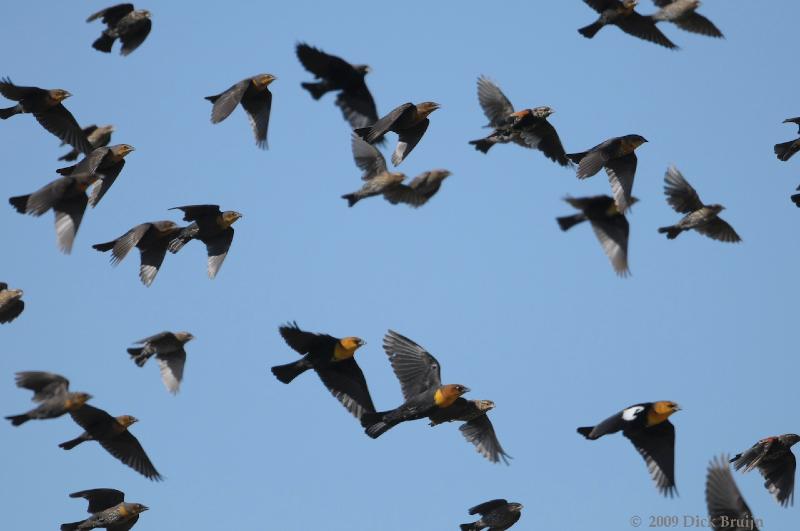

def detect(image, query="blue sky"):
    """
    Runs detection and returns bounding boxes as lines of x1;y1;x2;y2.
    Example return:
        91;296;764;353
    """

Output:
2;1;799;529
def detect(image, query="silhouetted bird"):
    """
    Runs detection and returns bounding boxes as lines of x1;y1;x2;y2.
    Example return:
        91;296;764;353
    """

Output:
127;331;194;394
578;0;678;49
87;4;152;56
93;221;181;286
775;117;800;162
206;74;275;149
460;499;523;531
168;205;242;278
61;488;148;531
355;101;439;165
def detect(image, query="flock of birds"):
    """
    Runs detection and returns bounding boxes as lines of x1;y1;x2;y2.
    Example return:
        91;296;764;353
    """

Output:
2;2;799;530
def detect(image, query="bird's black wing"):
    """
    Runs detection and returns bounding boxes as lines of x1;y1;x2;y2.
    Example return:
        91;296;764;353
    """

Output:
625;420;677;497
383;330;442;401
89;159;125;207
351;133;387;180
525;121;571;166
359;103;415;144
86;3;135;25
169;204;222;222
35;104;93;155
316;358;376;420
100;430;162;481
119;17;152;55
616;12;679;49
336;85;379;130
460;414;511;465
758;452;796;507
590;214;630;277
68;403;115;431
241;88;271;149
391;118;429;166
279;322;336;355
663;166;703;213
705;455;759;531
605;152;637;212
204;227;234;278
295;43;354;80
468;499;509;516
69;488;125;513
206;79;250;124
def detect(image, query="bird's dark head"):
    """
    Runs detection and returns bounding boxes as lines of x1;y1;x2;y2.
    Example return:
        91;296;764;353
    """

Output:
111;144;135;158
623;0;639;8
707;204;725;214
531;106;554;118
428;169;452;181
130;503;149;514
222;211;242;227
176;331;195;344
474;399;495;412
417;101;440;117
508;502;524;512
781;434;800;447
72;392;93;406
624;134;647;148
355;64;371;76
254;74;277;88
50;89;72;102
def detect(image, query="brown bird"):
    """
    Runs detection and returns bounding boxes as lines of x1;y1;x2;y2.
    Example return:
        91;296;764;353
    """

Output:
127;331;194;394
0;77;92;154
428;399;511;464
61;488;148;531
706;455;761;531
355;101;440;166
60;125;114;162
460;499;524;531
557;195;636;277
567;134;647;213
578;0;678;49
775;117;800;162
87;4;152;56
167;205;242;278
93;221;181;286
0;282;25;324
206;74;275;149
658;166;740;242
59;404;162;481
57;144;136;207
650;0;724;38
382;169;453;208
469;76;570;166
296;43;378;130
5;371;92;426
342;134;406;207
731;434;799;507
9;173;99;254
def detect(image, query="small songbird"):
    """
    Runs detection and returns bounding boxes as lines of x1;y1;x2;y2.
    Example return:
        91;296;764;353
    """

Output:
168;205;242;278
59;404;162;481
578;0;678;49
0;77;92;154
649;0;724;38
93;220;181;286
706;455;761;531
428;398;511;464
658;166;740;242
296;43;378;130
577;401;681;496
271;322;374;420
61;488;148;531
567;134;647;213
355;101;440;166
460;499;524;531
87;4;152;56
557;195;636;277
469;76;570;166
206;74;275;149
0;282;25;324
127;331;194;394
361;330;470;438
57;144;136;207
775;117;800;162
382;169;452;208
342;134;406;207
5;371;91;426
731;434;799;507
59;125;114;162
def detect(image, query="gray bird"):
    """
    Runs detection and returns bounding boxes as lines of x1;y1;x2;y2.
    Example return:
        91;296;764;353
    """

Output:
706;455;760;531
60;125;114;162
93;221;181;287
87;4;152;56
0;282;24;324
127;331;194;394
658;166;740;242
61;488;148;531
650;0;723;38
5;371;92;426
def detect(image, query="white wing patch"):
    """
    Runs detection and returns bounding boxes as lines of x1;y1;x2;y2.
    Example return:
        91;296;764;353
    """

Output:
622;405;645;421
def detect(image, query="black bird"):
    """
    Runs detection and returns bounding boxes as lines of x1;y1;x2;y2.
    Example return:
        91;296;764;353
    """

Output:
168;205;242;278
296;43;378;130
706;455;761;531
355;101;440;166
57;144;136;208
775;117;800;162
87;4;152;56
127;331;195;394
93;221;181;286
60;125;114;162
206;74;275;149
578;0;678;49
61;488;148;531
460;499;523;531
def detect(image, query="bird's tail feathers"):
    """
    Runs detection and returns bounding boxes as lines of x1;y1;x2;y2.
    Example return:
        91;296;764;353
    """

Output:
59;435;86;450
577;426;595;439
460;523;481;531
578;21;603;39
301;82;328;100
469;138;494;154
270;359;310;384
92;240;115;252
775;141;796;161
5;414;29;426
658;226;682;239
0;104;22;119
9;195;29;214
61;521;82;531
92;33;115;53
127;348;151;367
566;151;586;164
557;214;586;232
361;412;392;438
342;193;360;207
58;150;79;162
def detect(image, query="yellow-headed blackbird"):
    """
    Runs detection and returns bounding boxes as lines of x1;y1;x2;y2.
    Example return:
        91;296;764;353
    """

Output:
0;78;92;154
579;0;678;49
731;434;799;507
567;134;647;213
271;322;374;420
59;404;162;481
296;43;378;130
93;221;181;286
87;4;152;56
5;371;92;426
127;331;194;394
469;76;570;166
10;173;98;254
774;117;800;162
383;169;452;208
60;125;115;162
167;205;241;279
57;144;135;207
460;499;523;531
658;166;740;242
428;399;511;464
706;455;761;531
577;401;681;497
0;282;24;324
650;1;724;38
342;134;406;207
361;330;470;438
355;101;439;166
62;488;148;531
557;195;636;277
206;74;275;149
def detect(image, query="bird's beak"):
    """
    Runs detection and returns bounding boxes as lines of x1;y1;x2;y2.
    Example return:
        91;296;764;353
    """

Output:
140;506;149;512
358;339;367;347
462;387;471;394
